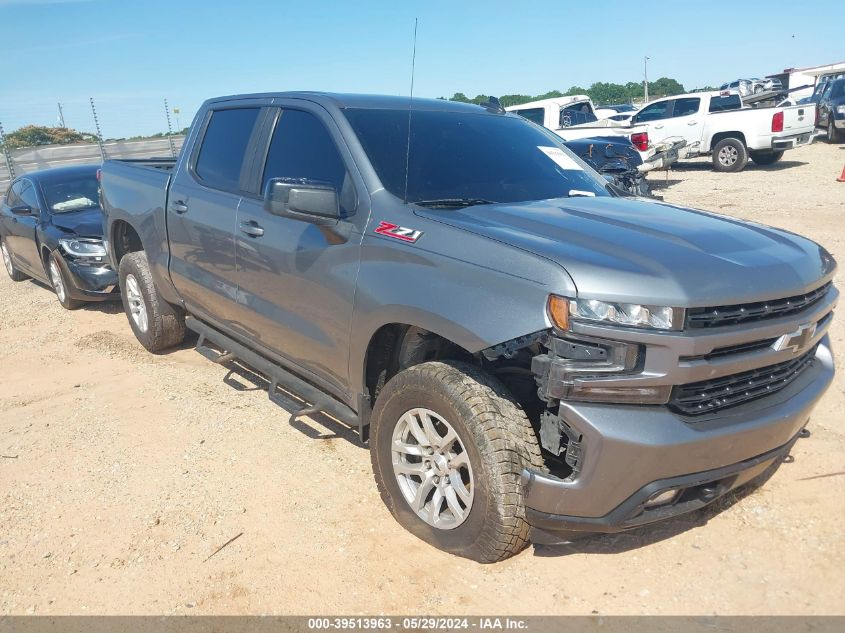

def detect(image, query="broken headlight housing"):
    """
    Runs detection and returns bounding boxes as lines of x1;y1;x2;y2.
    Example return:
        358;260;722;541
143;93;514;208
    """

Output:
549;295;684;331
58;237;107;261
532;333;671;405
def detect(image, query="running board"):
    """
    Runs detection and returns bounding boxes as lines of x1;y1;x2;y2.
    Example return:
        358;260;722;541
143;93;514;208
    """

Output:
187;316;362;435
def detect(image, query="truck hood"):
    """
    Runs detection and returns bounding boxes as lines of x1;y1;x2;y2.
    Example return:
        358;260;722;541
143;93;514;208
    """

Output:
50;208;106;238
416;197;832;307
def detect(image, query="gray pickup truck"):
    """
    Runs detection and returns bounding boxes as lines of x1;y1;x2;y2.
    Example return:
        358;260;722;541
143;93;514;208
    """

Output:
100;92;837;563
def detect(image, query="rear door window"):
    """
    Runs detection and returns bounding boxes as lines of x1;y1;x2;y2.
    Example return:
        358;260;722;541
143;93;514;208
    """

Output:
709;95;742;112
194;107;261;191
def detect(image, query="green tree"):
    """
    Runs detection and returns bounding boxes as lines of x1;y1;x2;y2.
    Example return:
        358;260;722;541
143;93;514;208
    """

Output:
449;92;471;103
649;77;685;97
2;125;96;150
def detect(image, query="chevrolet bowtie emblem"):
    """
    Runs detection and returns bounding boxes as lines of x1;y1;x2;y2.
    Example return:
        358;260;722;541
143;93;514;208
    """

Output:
772;322;817;354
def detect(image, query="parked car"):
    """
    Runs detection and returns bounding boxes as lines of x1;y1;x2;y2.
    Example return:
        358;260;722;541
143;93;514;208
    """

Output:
595;104;638;118
630;91;816;171
1;165;117;309
816;77;845;143
750;77;783;93
562;136;654;197
720;79;753;97
506;97;679;171
100;93;836;562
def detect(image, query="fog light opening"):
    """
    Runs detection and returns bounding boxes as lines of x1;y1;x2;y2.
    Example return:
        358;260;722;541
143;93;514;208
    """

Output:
644;489;679;508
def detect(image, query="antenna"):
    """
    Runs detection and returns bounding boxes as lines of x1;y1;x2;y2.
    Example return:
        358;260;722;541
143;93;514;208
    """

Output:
402;17;418;205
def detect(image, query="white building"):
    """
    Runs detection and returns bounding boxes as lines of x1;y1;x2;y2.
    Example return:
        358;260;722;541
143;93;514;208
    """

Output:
768;61;845;100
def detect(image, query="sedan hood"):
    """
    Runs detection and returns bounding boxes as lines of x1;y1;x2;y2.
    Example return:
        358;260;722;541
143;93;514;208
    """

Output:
50;208;106;238
417;197;832;307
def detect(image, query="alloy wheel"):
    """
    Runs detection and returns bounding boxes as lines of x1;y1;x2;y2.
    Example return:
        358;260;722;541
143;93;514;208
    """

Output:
125;273;149;333
718;145;738;167
391;407;474;529
1;243;13;277
49;258;67;303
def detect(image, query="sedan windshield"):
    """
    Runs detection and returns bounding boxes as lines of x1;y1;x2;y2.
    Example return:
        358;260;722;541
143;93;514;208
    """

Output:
39;173;100;213
343;107;608;205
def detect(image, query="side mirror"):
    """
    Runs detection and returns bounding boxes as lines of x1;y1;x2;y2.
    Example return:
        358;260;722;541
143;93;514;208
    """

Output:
10;205;35;216
264;178;339;225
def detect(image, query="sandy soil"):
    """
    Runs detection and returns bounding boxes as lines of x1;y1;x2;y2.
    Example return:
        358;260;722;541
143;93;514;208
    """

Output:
1;142;844;616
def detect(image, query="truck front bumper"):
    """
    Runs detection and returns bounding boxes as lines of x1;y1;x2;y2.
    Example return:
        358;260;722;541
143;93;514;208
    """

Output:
771;131;814;151
523;338;834;540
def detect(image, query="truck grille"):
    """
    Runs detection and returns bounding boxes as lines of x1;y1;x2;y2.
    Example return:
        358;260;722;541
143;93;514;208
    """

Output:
670;347;817;416
686;282;831;329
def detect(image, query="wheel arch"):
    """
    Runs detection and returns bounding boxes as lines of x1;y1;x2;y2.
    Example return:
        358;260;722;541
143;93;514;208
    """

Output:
710;131;747;151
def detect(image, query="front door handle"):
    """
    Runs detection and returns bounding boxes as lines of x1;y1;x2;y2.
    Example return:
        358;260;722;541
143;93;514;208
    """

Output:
171;200;189;214
239;221;265;238
687;120;699;126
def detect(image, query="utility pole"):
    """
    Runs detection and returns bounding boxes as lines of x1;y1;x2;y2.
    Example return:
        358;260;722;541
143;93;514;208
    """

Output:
0;121;16;180
89;97;107;161
57;102;66;128
172;107;181;133
643;56;650;104
164;99;177;158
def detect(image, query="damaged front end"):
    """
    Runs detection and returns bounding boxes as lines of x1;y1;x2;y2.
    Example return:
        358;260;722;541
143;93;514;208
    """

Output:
562;136;656;198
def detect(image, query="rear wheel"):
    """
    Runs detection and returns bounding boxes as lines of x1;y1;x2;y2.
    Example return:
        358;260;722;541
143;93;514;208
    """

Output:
118;251;186;352
749;150;785;166
370;361;543;563
48;251;82;310
712;137;748;172
1;238;27;282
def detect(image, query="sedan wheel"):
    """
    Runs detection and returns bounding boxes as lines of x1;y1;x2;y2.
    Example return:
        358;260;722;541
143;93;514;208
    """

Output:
124;273;149;333
49;258;67;303
1;242;14;278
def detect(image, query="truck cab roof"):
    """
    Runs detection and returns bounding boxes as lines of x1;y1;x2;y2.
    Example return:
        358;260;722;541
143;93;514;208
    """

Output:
203;92;498;114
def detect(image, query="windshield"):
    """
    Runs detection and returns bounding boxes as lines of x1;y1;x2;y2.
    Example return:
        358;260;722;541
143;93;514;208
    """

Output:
343;107;607;205
39;172;100;213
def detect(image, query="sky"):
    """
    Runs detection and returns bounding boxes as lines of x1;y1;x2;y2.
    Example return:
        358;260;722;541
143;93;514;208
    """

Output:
0;0;843;138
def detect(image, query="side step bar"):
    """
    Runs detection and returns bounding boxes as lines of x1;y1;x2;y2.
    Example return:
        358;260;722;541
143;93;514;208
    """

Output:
186;316;361;433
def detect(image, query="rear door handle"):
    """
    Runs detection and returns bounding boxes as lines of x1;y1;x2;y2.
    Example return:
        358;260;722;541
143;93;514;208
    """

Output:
239;221;265;238
654;124;664;129
687;120;698;126
171;201;189;214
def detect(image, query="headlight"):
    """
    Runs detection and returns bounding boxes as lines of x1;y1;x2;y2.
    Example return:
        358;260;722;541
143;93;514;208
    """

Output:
549;295;683;330
58;237;107;259
836;104;845;114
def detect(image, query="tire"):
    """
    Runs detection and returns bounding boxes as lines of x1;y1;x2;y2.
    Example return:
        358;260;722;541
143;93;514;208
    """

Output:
712;137;748;172
48;251;82;310
118;251;186;352
749;150;785;166
1;238;28;282
369;360;544;563
828;119;841;143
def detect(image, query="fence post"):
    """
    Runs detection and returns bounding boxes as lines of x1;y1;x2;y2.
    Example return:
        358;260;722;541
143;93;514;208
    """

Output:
0;121;15;181
164;99;177;158
89;97;107;161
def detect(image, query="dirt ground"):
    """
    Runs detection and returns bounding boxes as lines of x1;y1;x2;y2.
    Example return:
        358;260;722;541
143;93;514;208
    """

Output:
1;142;844;616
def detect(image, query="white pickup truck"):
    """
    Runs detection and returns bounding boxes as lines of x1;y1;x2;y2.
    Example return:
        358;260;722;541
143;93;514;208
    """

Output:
628;91;817;172
506;96;681;172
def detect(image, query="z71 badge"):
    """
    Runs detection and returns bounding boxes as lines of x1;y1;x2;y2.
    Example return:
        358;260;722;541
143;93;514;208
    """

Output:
374;221;423;243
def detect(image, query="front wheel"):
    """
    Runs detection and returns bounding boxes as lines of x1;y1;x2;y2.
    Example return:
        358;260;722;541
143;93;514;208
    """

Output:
48;251;82;310
828;119;841;143
369;361;544;563
118;251;186;352
712;137;749;172
1;238;27;282
749;150;785;166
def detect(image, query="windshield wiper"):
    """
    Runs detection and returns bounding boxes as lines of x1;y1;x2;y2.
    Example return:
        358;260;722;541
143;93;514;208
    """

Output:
414;198;497;209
